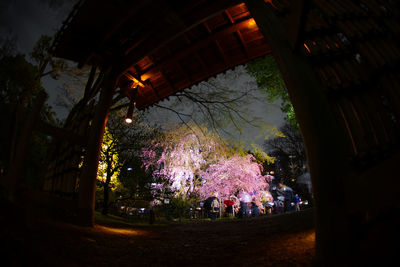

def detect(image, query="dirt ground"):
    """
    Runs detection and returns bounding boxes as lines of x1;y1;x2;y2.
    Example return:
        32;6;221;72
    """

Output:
1;208;315;267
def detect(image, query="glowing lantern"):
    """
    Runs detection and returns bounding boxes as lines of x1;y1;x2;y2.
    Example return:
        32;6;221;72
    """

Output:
125;101;135;124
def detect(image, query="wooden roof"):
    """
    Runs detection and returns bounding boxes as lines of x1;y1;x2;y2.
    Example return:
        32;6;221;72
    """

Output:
52;0;271;110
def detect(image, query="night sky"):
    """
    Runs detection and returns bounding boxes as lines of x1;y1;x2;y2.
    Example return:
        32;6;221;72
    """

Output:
0;0;76;54
1;0;77;118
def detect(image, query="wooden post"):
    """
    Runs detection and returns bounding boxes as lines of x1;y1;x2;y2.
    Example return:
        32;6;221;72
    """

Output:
77;72;117;226
245;0;350;264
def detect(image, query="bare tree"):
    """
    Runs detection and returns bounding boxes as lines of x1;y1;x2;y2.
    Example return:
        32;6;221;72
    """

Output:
148;65;270;140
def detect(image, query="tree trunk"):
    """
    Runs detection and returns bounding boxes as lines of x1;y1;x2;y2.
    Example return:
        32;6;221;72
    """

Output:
102;167;112;215
102;183;109;215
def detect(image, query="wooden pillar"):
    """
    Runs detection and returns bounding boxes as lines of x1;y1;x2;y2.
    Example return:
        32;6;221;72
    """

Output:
245;0;350;265
77;72;117;226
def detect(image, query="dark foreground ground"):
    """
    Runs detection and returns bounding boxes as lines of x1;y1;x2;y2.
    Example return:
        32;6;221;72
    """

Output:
2;208;315;267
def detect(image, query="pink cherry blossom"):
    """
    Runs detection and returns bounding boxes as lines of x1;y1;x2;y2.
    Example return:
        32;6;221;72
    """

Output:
141;126;273;204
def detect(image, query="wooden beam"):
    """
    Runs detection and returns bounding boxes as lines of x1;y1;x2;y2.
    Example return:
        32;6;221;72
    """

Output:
64;72;102;128
166;47;192;86
235;30;250;57
224;10;235;24
83;65;97;99
175;61;193;85
148;79;161;99
215;40;230;66
137;18;253;77
183;33;209;73
203;21;230;67
194;52;209;72
77;70;118;226
114;0;242;75
203;21;212;33
160;68;177;94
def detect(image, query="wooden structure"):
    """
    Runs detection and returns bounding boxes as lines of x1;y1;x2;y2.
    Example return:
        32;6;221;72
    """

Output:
45;0;400;265
52;0;271;109
42;101;94;198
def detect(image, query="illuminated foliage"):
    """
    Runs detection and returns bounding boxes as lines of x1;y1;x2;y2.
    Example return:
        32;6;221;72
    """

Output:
142;124;229;199
97;110;160;215
199;154;272;206
249;143;275;165
246;55;298;128
141;123;273;204
97;127;121;188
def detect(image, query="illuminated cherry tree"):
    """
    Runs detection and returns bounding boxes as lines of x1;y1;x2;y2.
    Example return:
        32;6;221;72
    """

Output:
141;125;229;198
198;154;273;206
141;124;273;203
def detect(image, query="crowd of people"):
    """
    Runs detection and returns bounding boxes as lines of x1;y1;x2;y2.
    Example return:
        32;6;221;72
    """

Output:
204;184;304;220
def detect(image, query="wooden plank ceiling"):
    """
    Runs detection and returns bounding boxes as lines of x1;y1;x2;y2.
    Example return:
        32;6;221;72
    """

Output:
52;0;271;110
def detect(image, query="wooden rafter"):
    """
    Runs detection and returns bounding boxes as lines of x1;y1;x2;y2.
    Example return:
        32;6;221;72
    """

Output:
194;52;209;72
214;40;230;66
167;46;192;88
236;30;250;57
114;0;242;74
202;21;230;67
203;21;212;33
147;80;160;99
160;68;177;96
183;34;209;73
138;18;253;77
224;10;235;24
175;61;192;85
